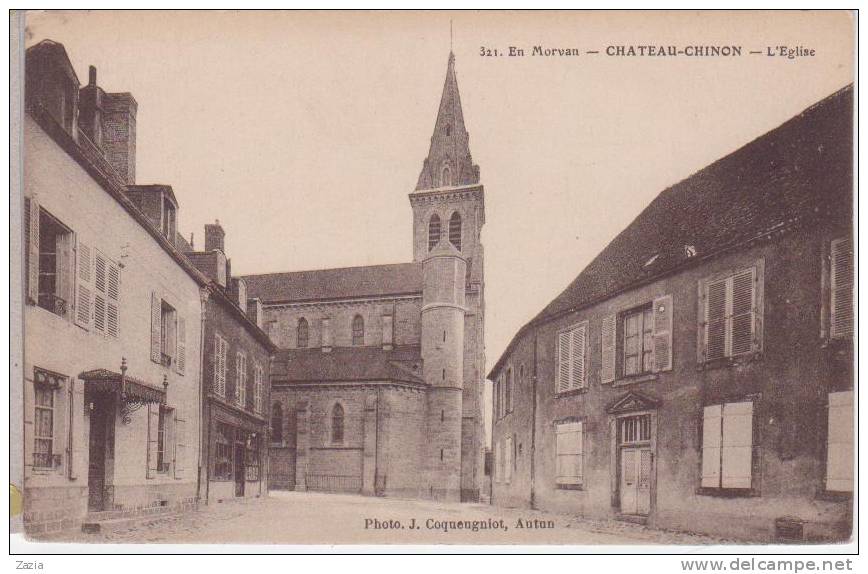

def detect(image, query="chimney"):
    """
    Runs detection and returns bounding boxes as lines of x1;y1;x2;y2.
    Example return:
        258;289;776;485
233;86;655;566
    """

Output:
78;65;102;147
247;298;264;329
382;314;394;350
101;91;138;184
321;317;332;353
205;220;225;253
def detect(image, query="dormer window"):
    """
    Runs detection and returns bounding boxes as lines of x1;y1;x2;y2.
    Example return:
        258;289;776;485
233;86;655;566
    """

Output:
161;196;176;242
441;165;452;187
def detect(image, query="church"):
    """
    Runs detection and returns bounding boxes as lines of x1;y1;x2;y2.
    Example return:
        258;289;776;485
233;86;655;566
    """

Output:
244;52;486;502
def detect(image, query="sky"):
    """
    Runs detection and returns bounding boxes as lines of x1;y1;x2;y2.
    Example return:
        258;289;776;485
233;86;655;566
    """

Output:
23;11;854;432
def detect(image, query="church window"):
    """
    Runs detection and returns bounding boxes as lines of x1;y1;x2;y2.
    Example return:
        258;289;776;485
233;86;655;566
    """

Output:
441;165;452;187
449;212;462;251
271;402;283;443
331;403;345;443
444;124;451;136
297;318;309;348
428;214;441;251
352;315;364;346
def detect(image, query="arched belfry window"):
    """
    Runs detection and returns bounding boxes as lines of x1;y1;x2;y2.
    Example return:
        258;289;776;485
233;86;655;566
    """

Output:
297;318;309;348
449;212;462;251
441;165;452;187
428;214;441;251
331;403;345;443
271;402;283;443
352;315;364;346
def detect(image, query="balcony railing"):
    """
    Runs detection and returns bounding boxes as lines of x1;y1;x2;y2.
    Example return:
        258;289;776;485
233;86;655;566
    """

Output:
37;293;67;317
33;452;62;469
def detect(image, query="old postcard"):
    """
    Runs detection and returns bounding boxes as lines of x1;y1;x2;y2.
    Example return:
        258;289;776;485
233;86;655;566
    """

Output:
9;9;856;554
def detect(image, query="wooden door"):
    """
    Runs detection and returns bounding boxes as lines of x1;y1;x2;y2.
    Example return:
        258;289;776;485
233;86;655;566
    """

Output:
620;447;652;516
88;398;108;511
234;443;245;497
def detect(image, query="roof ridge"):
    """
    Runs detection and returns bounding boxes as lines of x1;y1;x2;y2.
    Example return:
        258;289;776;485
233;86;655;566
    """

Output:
242;260;420;279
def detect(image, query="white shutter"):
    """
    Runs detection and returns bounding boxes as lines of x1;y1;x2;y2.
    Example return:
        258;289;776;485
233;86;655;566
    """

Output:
730;269;756;356
25;197;40;304
150;292;161;363
74;239;93;329
175;316;186;375
106;262;120;337
571;325;587;389
93;251;107;334
556;331;571;393
826;391;854;492
652;295;673;372
830;238;854;339
600;314;616;383
146;404;160;478
174;413;186;479
701;405;723;487
555;422;582;485
721;401;753;488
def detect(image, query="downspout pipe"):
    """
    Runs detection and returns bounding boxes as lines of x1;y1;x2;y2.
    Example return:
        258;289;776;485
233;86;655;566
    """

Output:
197;288;209;505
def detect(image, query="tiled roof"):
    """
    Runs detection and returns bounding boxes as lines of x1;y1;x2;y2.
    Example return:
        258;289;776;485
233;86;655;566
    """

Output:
272;345;424;385
243;262;423;304
490;85;853;379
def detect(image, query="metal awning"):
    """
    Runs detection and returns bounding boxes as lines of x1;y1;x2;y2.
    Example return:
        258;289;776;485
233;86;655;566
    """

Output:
79;367;167;406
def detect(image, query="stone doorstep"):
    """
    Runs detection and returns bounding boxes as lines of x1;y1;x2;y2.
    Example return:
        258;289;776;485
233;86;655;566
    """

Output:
615;513;649;526
81;507;183;534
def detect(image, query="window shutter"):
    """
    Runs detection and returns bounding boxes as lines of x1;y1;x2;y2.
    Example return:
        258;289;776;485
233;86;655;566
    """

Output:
175;316;186;375
25;197;40;304
601;314;616;383
730;269;755;356
652;295;673;372
505;436;513;482
571;324;587;389
106;262;120;337
826;391;853;492
555;422;582;485
56;232;73;316
93;251;107;334
74;239;93;329
721;401;753;488
146;404;160;478
174;413;186;479
830;238;854;339
701;405;722;487
705;280;727;361
557;331;571;393
150;292;161;363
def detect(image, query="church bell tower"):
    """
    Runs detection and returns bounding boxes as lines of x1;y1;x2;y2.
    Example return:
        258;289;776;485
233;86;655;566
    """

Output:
411;52;486;501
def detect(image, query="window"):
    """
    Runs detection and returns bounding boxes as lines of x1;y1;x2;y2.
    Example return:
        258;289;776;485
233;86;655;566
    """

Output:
701;266;761;362
618;414;651;445
428;214;441;251
235;352;248;407
213;334;228;397
825;391;853;492
555;421;583;487
444;124;451;137
331;403;345;443
297;317;309;348
701;401;754;490
253;363;264;414
161;196;176;241
25;200;74;319
352;315;364;346
556;322;588;393
829;237;853;339
441;165;452;187
214;424;233;480
505;368;513;414
624;306;654;376
504;436;513;483
32;368;63;469
494;440;502;483
449;212;462;251
160;301;177;366
494;378;502;419
271;402;284;443
156;406;173;473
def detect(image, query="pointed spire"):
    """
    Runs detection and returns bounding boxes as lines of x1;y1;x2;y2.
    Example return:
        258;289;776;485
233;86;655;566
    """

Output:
415;52;479;191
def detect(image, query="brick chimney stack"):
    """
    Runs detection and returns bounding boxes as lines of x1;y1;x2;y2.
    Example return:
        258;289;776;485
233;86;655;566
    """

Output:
101;90;137;185
204;220;225;253
77;65;103;147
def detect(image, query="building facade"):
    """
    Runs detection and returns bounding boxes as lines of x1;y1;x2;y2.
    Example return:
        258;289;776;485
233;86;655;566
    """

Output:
490;87;854;542
22;41;206;535
186;222;276;503
245;52;486;502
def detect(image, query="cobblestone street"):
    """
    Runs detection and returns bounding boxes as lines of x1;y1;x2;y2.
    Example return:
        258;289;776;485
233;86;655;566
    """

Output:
47;490;737;546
